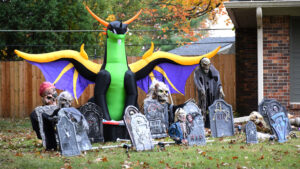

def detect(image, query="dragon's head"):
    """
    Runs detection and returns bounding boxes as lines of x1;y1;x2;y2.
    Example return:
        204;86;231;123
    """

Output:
86;6;142;35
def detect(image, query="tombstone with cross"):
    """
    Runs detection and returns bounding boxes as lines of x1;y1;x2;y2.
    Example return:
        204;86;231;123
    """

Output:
208;99;234;137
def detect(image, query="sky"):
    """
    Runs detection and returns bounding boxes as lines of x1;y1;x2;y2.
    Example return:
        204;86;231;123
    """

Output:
207;8;235;37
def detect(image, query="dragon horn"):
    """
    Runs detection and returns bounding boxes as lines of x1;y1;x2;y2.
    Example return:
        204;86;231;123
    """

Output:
85;6;109;27
123;9;142;25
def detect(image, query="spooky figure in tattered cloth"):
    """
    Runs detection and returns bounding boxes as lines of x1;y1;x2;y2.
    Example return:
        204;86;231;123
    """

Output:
194;57;225;128
168;108;188;144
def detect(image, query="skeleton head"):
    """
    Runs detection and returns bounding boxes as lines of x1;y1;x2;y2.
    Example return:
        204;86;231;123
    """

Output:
57;91;73;108
200;57;211;74
175;108;186;122
147;79;169;104
39;82;57;106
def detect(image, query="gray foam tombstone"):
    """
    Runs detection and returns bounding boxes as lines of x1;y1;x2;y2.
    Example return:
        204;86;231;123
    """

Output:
245;121;258;144
208;99;234;137
35;105;57;148
143;99;168;138
124;106;154;151
258;99;291;143
183;101;206;146
58;108;92;151
57;116;80;157
79;102;104;143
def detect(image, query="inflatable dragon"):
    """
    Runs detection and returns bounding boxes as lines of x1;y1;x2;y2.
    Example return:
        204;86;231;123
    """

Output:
15;6;220;121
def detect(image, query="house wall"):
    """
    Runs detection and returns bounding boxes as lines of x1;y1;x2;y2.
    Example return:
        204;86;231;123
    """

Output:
263;16;299;116
236;29;258;116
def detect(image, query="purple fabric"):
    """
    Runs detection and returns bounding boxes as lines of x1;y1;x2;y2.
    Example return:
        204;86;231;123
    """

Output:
28;61;94;99
136;63;197;94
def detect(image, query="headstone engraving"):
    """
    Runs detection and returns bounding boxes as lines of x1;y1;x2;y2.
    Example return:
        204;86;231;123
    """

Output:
58;108;92;151
35;105;57;148
79;102;104;143
208;99;234;137
144;99;168;138
124;106;154;151
183;101;206;145
258;99;291;142
57;116;80;157
245;121;258;144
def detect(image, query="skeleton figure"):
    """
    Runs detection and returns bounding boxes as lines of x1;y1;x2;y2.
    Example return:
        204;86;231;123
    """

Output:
168;108;188;144
144;79;187;128
57;91;73;108
194;57;225;128
146;79;170;104
30;82;58;139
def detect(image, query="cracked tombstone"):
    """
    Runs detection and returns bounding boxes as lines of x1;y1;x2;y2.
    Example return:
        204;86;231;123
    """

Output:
208;99;234;137
35;105;58;148
258;99;291;143
183;101;206;146
79;102;104;143
58;108;92;151
143;99;168;138
124;106;154;151
57;115;80;157
245;121;258;144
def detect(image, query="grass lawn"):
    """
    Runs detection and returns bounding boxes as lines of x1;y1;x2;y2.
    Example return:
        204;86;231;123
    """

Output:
0;118;299;169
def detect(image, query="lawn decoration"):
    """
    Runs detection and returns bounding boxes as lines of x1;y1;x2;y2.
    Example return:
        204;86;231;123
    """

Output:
15;6;220;122
79;102;104;143
208;99;234;138
183;101;206;146
194;57;224;128
124;106;154;151
258;99;291;143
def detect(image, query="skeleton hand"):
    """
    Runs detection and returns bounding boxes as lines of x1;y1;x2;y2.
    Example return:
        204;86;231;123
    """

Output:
219;87;225;98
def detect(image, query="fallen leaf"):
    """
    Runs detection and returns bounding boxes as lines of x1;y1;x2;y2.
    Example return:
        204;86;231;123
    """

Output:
159;160;164;164
208;156;213;160
15;152;23;157
232;156;238;160
201;151;206;156
284;151;289;155
258;155;264;160
102;157;108;162
221;162;229;166
240;146;245;149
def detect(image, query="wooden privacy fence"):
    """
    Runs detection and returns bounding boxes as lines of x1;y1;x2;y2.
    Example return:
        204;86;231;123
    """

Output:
0;54;235;118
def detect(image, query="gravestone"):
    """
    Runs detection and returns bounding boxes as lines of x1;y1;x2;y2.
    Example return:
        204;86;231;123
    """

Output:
35;105;57;148
124;106;154;151
57;116;81;157
258;99;291;142
143;99;168;138
79;102;104;143
58;108;92;151
183;101;206;146
208;99;234;137
245;121;258;144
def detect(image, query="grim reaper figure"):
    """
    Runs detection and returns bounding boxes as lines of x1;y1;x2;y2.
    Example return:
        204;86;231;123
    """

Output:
194;57;225;128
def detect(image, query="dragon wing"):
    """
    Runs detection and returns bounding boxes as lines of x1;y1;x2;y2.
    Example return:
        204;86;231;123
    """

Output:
14;44;101;102
129;43;220;95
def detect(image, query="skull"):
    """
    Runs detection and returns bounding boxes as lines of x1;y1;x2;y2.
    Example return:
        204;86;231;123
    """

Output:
41;88;57;106
200;57;211;74
147;79;170;104
175;108;186;122
57;91;73;108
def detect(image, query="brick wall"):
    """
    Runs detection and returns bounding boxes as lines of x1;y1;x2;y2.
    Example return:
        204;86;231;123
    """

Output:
262;16;298;115
236;28;258;116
